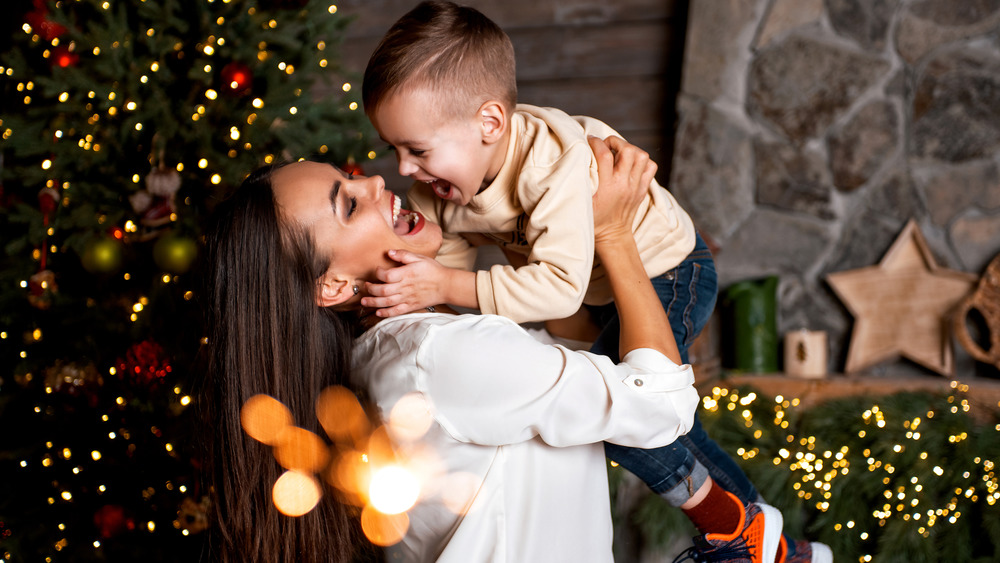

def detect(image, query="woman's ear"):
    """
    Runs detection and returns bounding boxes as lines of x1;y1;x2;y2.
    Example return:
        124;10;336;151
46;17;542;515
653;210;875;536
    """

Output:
479;100;507;145
316;271;355;308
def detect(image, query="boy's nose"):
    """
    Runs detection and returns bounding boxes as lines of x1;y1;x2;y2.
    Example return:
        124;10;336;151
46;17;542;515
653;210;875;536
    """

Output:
397;156;419;177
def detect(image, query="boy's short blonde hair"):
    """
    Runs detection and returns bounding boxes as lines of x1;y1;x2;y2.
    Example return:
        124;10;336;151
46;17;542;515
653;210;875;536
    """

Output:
363;1;517;121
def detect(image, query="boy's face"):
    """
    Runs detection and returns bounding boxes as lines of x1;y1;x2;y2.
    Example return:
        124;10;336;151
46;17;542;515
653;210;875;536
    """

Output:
371;86;500;206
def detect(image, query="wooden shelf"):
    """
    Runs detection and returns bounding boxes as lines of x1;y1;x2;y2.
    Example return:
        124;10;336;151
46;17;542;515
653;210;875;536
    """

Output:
696;372;1000;421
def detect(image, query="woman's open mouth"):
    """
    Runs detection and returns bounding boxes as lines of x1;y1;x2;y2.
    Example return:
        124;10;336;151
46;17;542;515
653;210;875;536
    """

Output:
392;194;425;236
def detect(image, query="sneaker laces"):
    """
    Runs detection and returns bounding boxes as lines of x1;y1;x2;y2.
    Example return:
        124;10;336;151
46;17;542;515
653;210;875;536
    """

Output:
672;535;753;563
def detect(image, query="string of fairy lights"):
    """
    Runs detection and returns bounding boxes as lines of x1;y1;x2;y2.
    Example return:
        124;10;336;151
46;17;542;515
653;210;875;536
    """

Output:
2;0;378;366
697;382;1000;562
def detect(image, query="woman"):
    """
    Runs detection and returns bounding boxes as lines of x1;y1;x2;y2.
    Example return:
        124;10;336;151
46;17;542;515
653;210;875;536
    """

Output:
202;137;699;562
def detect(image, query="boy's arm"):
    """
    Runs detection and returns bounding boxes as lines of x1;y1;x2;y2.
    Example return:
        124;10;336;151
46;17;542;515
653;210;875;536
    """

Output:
362;184;480;316
363;250;478;316
474;142;596;323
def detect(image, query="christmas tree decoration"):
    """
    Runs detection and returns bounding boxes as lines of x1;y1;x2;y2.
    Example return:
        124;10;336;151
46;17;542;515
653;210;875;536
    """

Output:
152;231;197;274
24;0;67;42
827;220;978;376
953;252;1000;371
50;45;79;68
27;268;57;309
43;359;103;393
115;339;171;389
220;61;253;96
0;0;376;559
93;504;135;539
342;156;365;177
80;234;124;274
174;496;211;535
129;163;182;234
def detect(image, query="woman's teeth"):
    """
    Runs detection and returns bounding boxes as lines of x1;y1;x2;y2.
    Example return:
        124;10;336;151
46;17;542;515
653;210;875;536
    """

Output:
392;194;402;225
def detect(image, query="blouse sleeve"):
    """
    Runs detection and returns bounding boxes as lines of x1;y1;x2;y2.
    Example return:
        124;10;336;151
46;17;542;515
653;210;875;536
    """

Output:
415;315;699;449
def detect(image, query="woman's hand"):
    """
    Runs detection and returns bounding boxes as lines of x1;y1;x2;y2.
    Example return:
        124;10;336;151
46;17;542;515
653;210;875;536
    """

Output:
587;135;680;364
588;135;657;246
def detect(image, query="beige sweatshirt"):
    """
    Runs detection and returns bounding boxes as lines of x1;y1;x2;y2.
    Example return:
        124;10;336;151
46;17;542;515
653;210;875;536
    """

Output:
408;104;696;324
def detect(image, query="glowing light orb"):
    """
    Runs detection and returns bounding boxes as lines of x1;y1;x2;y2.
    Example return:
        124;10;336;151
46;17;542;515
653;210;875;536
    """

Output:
369;465;419;515
273;427;330;473
272;470;322;517
361;504;408;546
241;394;293;445
316;385;369;444
388;393;433;442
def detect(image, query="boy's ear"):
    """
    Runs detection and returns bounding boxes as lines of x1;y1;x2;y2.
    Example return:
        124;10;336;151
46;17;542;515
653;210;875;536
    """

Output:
478;100;507;145
316;271;355;308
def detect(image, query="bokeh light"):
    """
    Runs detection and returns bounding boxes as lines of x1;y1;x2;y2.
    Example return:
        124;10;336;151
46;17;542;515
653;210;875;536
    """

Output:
272;470;322;517
241;394;293;445
388;393;434;443
273;427;330;473
360;505;409;546
369;465;420;515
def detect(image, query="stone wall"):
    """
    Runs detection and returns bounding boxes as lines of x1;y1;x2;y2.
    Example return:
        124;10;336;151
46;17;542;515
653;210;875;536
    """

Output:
670;0;1000;377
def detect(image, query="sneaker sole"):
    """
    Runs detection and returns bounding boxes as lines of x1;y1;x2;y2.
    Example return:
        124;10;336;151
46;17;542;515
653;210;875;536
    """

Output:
810;542;833;563
757;503;783;563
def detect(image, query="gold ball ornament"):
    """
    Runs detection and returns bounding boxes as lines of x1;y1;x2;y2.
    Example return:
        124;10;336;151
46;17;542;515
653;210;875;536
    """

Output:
81;236;124;274
153;233;198;274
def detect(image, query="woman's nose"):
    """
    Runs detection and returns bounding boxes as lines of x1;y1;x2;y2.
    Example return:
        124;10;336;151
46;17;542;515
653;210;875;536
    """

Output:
365;174;386;199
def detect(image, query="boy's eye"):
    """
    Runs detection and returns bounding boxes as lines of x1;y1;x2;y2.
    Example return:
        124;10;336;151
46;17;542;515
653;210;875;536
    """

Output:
348;196;357;217
410;149;426;157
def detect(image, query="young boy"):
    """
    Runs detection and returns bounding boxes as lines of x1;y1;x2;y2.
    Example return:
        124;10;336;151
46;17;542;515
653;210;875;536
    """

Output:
360;3;830;562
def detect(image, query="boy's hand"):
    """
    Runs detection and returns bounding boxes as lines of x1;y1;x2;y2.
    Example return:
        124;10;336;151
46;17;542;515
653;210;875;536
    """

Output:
361;250;458;317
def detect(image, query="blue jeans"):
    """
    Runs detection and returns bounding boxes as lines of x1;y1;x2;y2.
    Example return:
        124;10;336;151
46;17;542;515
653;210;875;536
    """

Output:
589;233;759;507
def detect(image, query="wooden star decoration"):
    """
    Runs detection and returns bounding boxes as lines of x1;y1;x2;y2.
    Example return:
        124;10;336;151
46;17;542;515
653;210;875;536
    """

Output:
826;220;977;377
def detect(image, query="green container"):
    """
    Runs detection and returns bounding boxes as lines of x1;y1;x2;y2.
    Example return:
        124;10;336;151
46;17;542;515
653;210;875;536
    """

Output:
722;276;779;373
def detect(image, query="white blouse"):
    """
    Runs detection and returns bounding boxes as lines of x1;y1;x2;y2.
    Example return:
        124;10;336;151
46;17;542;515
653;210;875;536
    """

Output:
352;312;699;562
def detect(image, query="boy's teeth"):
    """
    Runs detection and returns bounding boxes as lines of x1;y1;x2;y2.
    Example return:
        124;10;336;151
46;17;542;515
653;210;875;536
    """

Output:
392;194;401;224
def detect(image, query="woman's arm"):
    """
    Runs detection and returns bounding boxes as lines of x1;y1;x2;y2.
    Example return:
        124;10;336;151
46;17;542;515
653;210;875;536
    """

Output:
588;136;682;364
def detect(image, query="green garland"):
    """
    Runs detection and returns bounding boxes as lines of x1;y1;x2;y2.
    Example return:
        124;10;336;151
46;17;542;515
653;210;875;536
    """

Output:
611;383;1000;562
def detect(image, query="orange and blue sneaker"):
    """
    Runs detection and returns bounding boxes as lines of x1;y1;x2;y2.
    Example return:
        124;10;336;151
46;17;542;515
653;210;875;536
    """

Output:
674;491;783;562
775;535;833;563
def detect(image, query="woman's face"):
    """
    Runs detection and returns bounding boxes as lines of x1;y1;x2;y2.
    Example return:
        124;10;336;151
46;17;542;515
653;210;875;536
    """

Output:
271;161;442;282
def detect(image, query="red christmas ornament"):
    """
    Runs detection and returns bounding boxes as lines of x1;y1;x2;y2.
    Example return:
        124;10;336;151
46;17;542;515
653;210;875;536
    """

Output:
25;6;67;41
51;46;79;68
341;158;364;177
28;269;57;310
220;61;253;95
37;186;59;271
38;186;58;217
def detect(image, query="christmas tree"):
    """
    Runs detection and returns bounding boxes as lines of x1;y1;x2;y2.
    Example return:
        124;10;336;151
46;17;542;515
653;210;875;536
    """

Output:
0;0;376;560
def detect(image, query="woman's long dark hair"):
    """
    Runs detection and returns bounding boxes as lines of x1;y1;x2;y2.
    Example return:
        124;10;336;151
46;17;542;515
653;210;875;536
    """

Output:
201;165;371;562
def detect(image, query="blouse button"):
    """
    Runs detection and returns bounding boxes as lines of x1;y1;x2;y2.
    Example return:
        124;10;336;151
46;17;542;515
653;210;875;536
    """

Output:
634;379;644;387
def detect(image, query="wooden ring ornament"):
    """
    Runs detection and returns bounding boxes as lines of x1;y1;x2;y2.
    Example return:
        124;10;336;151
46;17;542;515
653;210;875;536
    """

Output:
953;253;1000;370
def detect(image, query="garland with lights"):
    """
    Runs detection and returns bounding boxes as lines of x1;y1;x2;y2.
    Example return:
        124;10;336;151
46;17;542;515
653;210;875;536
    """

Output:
0;0;377;560
611;382;1000;562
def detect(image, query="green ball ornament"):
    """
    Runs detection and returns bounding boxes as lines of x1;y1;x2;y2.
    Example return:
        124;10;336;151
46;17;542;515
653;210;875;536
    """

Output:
153;233;198;274
81;236;124;274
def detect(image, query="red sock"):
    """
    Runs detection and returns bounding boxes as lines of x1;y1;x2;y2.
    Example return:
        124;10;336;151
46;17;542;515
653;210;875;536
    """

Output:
681;480;742;535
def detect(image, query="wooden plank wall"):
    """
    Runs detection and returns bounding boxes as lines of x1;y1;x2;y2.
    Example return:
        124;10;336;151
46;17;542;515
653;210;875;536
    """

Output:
326;0;689;191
